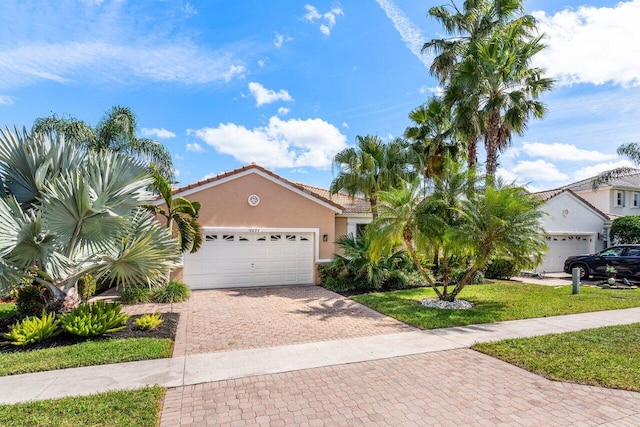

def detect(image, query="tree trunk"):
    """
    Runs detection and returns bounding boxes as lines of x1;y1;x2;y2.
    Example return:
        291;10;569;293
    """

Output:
484;112;501;184
467;136;478;170
370;197;378;219
403;233;443;299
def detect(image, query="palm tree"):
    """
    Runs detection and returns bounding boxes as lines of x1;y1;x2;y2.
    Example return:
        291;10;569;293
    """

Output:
330;135;415;219
404;97;462;183
591;143;640;188
33;106;174;179
424;0;553;181
146;172;203;254
0;127;181;310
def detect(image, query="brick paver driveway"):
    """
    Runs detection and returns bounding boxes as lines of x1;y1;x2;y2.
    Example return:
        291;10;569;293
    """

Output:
126;285;414;356
161;348;640;427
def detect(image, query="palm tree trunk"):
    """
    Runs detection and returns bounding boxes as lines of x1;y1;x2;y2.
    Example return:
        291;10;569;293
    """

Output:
467;136;478;170
370;197;378;219
403;234;443;299
484;112;501;184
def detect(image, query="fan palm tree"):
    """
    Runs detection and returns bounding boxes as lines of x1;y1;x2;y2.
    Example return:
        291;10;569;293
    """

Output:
33;106;174;179
146;172;203;254
330;135;415;219
404;97;462;183
424;0;553;181
0;127;181;310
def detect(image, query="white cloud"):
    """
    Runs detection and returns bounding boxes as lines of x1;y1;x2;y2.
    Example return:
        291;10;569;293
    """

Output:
0;2;246;90
186;142;206;153
194;116;347;169
419;86;444;97
174;169;181;177
375;0;431;68
174;154;184;160
182;2;197;16
141;127;176;139
258;59;265;68
304;4;343;36
277;107;290;115
248;82;293;107
572;160;636;181
521;142;618;162
342;122;349;129
273;33;292;48
534;2;640;87
0;95;13;105
511;160;569;182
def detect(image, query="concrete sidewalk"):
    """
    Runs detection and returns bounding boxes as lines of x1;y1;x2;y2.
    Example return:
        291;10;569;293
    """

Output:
1;307;639;405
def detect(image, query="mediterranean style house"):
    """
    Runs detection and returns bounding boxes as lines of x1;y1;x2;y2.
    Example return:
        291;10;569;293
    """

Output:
162;164;640;288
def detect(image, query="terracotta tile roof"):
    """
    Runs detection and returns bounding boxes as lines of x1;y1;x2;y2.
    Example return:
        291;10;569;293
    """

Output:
533;188;610;220
170;163;345;211
296;183;371;214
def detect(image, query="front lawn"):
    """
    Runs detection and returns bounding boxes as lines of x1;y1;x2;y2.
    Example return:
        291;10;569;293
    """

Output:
474;323;640;391
0;337;173;376
352;281;640;329
0;386;164;427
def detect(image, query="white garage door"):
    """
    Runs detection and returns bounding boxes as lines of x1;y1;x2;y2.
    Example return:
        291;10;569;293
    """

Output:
539;235;592;272
183;232;315;289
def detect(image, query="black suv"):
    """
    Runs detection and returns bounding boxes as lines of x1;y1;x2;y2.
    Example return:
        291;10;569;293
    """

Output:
564;245;640;279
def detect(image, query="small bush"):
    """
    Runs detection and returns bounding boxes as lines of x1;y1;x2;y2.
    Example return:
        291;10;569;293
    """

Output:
119;286;151;305
484;257;518;280
4;311;61;345
62;302;129;337
150;280;190;303
16;285;50;318
78;274;97;303
323;276;371;292
382;270;410;290
135;313;164;331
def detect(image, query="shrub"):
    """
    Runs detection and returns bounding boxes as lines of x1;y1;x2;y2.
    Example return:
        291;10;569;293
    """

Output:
135;313;164;330
381;270;410;290
119;285;151;305
4;311;61;345
78;274;98;303
150;280;190;303
610;216;640;244
484;257;518;280
16;285;50;318
62;302;129;337
323;276;371;292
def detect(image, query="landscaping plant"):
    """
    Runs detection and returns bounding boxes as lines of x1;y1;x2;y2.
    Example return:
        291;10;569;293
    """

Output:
4;311;61;345
150;280;190;303
62;302;129;337
15;284;49;318
135;313;164;330
119;285;151;305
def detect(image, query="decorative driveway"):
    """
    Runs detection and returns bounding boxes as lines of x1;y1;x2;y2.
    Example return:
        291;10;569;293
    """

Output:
125;285;414;356
161;348;640;427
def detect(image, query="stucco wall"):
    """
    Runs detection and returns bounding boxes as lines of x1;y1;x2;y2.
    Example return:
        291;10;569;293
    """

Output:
575;188;613;214
177;172;338;261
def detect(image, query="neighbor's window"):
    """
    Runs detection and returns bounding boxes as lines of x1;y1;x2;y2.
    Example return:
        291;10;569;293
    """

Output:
616;190;625;207
634;192;640;208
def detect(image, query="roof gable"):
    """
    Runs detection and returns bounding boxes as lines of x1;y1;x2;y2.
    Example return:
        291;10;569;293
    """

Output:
534;188;609;220
168;164;343;213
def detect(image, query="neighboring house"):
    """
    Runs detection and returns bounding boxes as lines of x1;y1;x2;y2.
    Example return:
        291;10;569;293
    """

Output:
534;189;610;272
556;169;640;226
162;164;371;289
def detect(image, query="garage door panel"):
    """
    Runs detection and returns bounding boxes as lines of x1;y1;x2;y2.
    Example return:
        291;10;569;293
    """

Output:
184;232;315;289
540;234;592;272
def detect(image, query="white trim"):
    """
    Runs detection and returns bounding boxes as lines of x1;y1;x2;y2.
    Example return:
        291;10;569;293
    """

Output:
162;168;343;213
316;259;332;263
202;227;322;262
347;217;372;237
544;231;597;236
335;213;373;218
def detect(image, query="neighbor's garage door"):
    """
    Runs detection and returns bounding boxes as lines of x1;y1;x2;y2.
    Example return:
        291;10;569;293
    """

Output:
539;235;592;272
183;232;314;289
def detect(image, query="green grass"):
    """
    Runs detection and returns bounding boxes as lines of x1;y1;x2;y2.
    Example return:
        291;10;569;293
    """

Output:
0;303;16;320
0;338;173;376
0;386;164;427
474;323;640;391
352;281;640;329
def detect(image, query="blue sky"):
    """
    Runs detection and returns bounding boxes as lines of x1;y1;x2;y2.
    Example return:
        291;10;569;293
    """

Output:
1;0;639;192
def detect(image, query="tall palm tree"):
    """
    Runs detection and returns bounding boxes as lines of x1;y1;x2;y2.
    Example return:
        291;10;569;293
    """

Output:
330;135;415;219
146;172;203;254
424;0;553;181
0;127;181;310
404;97;462;183
33;106;174;179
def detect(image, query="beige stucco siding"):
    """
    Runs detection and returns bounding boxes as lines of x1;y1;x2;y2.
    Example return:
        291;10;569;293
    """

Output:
180;172;338;261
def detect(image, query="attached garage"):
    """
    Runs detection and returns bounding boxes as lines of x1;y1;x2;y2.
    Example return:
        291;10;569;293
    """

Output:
539;234;593;272
536;189;610;273
184;230;315;289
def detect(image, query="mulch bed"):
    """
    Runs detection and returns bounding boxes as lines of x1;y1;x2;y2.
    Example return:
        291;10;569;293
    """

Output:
0;312;179;354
